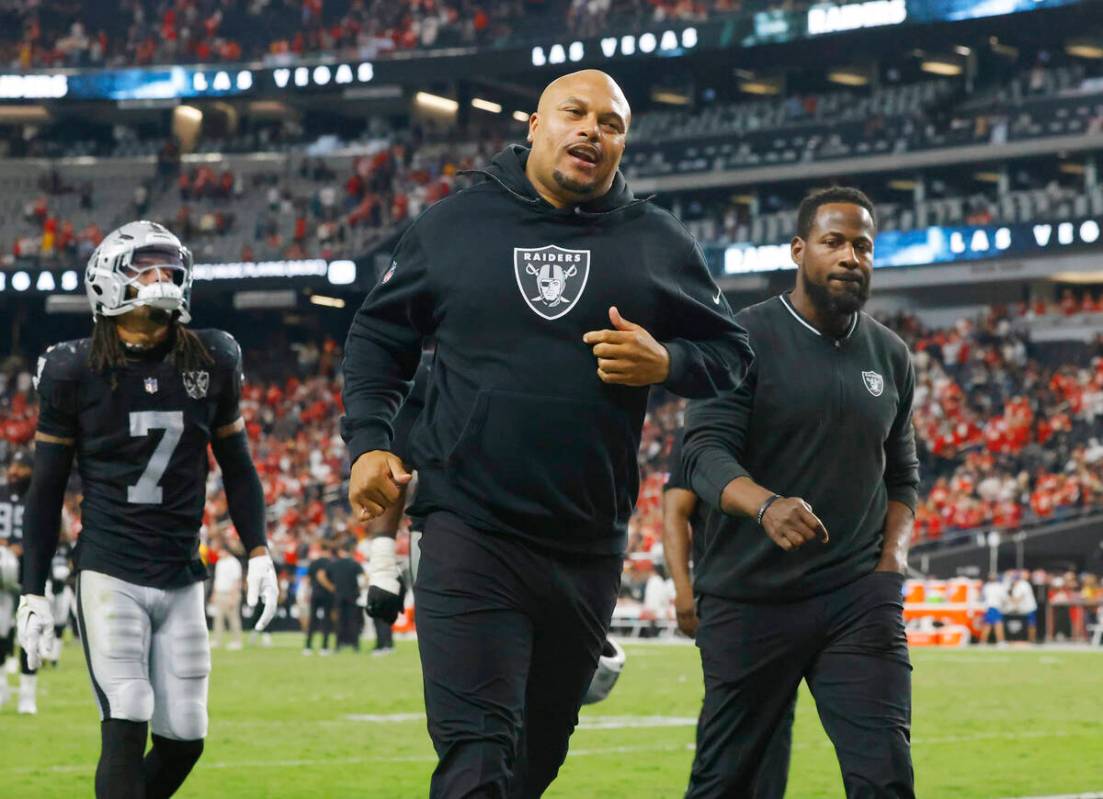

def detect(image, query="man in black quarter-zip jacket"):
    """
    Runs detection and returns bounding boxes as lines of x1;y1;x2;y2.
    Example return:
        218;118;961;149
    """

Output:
682;187;920;799
341;69;753;798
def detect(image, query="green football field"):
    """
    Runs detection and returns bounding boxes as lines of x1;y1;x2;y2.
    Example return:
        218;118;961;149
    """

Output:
1;636;1100;798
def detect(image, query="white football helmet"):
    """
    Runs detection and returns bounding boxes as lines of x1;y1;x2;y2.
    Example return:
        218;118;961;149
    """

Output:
582;637;626;705
85;220;194;323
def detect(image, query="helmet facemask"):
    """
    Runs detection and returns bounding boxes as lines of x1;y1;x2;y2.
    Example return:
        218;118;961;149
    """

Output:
86;222;194;324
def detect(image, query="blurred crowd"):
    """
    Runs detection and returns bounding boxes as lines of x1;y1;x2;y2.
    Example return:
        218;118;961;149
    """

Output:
891;308;1103;543
0;0;755;70
3;306;1103;622
1;0;524;69
4;137;494;269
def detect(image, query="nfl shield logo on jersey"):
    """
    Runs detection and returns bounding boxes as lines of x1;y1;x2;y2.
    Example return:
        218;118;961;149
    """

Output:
514;245;591;320
144;377;158;394
862;370;884;397
183;370;210;399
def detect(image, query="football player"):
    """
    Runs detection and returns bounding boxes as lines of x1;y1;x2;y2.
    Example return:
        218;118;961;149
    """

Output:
0;449;38;714
16;221;279;798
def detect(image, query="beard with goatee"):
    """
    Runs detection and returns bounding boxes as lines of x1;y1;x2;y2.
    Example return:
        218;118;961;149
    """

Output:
804;273;870;317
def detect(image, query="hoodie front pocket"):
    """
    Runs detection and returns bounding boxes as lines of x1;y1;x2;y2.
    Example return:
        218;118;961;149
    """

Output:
446;390;636;531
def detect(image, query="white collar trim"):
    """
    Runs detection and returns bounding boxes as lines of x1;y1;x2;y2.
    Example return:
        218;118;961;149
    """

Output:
778;294;858;340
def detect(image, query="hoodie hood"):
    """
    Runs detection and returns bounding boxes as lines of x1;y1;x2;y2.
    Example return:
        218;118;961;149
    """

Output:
470;144;643;217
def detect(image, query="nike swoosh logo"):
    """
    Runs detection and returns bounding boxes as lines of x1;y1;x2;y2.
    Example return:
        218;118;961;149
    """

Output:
712;289;722;305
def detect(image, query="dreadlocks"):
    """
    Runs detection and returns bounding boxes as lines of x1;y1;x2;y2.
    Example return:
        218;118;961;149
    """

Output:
89;315;214;382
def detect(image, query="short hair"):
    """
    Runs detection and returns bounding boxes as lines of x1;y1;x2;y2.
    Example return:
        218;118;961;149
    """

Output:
796;186;876;239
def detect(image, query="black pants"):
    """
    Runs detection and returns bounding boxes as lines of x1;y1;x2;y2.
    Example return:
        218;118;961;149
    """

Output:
415;512;621;799
335;599;362;651
373;617;394;650
687;571;914;799
306;596;333;650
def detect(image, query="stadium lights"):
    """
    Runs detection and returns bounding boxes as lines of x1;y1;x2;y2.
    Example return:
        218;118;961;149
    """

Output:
415;92;459;113
471;98;503;114
651;90;691;106
310;295;346;309
1051;270;1103;284
512;110;530;123
0;105;49;123
954;45;972;56
827;69;869;87
327;260;356;285
1066;39;1103;59
920;58;962;76
739;80;781;96
989;37;1019;58
174;105;203;124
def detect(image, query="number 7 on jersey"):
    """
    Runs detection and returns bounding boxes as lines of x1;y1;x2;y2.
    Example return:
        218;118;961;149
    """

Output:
128;410;184;505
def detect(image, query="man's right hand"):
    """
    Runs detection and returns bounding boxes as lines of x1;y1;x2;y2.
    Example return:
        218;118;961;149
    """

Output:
761;497;829;551
674;590;698;638
17;595;55;671
348;451;412;520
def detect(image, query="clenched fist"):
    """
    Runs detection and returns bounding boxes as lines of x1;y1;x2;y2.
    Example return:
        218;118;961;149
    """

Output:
349;451;412;521
761;497;829;552
583;306;670;387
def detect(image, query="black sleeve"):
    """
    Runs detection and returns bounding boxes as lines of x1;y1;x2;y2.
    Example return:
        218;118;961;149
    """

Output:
21;441;75;595
656;238;755;399
33;346;79;440
213;332;244;430
341;225;437;467
211;431;267;552
884;354;919;512
683;365;758;512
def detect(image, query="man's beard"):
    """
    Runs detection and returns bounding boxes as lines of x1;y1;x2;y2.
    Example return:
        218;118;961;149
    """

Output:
805;275;870;317
553;169;596;196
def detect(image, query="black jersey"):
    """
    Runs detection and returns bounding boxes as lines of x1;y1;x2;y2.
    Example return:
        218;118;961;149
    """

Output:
34;328;243;588
0;485;25;547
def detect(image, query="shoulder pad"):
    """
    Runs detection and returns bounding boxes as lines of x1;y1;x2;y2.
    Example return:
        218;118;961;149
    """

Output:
34;339;90;388
194;329;242;369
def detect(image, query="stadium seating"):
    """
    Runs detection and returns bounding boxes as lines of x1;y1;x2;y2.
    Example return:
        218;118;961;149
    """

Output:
0;0;761;69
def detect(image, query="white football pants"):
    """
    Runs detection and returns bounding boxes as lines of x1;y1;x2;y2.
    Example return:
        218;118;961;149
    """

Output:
76;570;210;740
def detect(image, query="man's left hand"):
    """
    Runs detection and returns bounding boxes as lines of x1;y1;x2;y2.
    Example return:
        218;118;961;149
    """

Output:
583;307;670;387
246;553;279;631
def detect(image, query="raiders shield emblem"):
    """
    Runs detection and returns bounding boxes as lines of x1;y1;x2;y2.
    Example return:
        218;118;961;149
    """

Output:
144;377;158;394
183;370;210;399
861;370;884;397
514;245;591;320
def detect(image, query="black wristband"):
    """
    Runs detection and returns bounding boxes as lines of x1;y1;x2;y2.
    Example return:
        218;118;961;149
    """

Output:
755;494;783;526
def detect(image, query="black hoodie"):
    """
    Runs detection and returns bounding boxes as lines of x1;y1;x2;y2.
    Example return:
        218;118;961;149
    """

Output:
341;145;753;554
